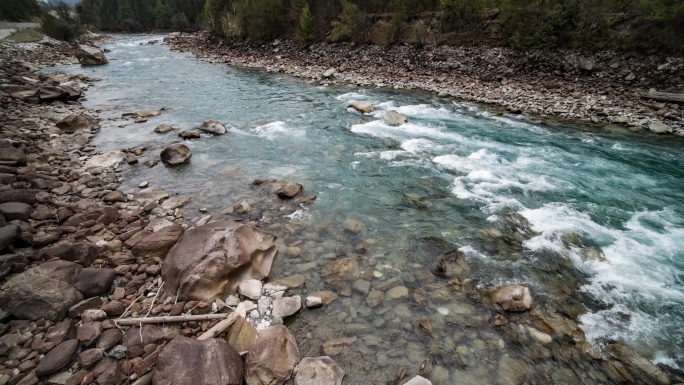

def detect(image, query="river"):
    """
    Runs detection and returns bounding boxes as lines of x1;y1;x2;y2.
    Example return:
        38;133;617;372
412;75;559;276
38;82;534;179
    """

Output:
48;35;684;384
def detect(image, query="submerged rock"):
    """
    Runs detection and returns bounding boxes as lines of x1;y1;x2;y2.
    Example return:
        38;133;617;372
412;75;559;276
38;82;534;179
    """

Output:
489;284;533;313
160;143;191;165
294;356;345;385
384;110;408;126
162;220;277;301
277;182;303;199
75;45;109;66
154;124;174;133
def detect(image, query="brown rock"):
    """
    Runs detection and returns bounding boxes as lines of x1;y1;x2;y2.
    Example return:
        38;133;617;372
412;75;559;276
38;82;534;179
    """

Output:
160;143;191;165
72;268;115;298
131;224;184;262
162;220;277;301
489;285;533;313
323;258;359;280
79;348;103;368
35;339;78;377
68;296;104;318
77;322;102;347
152;336;242;385
100;300;125;316
245;325;299;385
276;183;303;199
56;114;96;133
294;356;346;385
96;328;122;350
43;242;99;266
227;316;258;353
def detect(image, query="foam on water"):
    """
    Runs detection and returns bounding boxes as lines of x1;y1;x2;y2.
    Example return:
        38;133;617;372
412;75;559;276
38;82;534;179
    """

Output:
251;121;304;140
522;203;684;366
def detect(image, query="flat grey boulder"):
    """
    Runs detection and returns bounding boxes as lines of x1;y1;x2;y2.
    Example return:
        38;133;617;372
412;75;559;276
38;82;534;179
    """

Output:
0;202;34;221
153;336;242;385
162;220;277;301
75;45;109;66
160;143;191;165
197;120;226;135
0;147;27;166
86;150;125;169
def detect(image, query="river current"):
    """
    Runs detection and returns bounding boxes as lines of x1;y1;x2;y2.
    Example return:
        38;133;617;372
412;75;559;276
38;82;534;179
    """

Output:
50;35;684;384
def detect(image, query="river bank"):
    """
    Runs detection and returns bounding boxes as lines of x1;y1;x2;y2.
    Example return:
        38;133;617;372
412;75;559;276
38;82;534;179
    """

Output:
166;32;684;136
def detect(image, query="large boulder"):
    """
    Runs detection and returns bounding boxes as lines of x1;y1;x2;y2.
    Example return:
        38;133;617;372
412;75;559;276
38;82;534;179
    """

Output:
160;144;191;165
153;336;242;385
0;189;37;204
162;220;277;302
384;110;408;126
197;120;226;135
75;45;109;66
294;356;345;385
56;114;97;133
606;343;670;385
488;284;533;313
131;224;184;262
0;261;84;321
25;86;80;103
245;325;299;385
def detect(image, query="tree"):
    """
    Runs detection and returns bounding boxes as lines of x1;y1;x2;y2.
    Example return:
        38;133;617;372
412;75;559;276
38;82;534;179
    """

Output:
298;3;315;41
154;0;171;29
330;0;366;42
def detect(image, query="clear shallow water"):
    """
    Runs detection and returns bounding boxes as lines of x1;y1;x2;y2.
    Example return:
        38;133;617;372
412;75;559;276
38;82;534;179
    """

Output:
51;35;684;383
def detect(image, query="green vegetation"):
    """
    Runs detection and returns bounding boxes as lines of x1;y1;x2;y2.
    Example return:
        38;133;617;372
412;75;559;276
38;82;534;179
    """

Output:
0;0;41;22
28;0;679;52
4;28;43;42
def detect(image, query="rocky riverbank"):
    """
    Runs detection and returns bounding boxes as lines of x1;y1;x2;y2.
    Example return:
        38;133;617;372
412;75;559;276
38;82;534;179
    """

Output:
166;32;684;136
1;34;683;385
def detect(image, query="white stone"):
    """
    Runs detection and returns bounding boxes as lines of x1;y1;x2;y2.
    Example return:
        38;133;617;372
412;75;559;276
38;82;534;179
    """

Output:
305;296;323;309
238;279;263;300
272;296;302;318
385;285;409;300
138;181;149;188
403;375;432;385
528;327;553;344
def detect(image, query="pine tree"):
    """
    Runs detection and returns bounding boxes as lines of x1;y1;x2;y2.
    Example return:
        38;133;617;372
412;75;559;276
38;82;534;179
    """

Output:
298;3;315;42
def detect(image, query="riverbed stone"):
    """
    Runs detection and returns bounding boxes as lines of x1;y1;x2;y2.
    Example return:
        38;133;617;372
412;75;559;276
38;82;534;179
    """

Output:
277;182;303;199
489;284;533;312
196;120;226;135
245;325;299;385
0;202;33;221
403;376;432;385
72;268;115;298
272;296;301;318
0;261;83;321
0;147;27;166
131;224;184;262
35;339;78;377
294;356;345;385
43;241;99;266
648;121;670;134
86;150;125;169
238;279;263;300
56;114;96;133
606;343;670;385
162;220;277;301
227;316;258;353
153;336;242;385
160;143;191;165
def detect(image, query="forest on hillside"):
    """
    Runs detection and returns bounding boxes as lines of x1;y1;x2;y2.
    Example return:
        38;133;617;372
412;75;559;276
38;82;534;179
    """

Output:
3;0;683;53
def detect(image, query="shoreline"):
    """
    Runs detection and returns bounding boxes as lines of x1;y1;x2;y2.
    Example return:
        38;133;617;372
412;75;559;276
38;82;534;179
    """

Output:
1;34;682;385
166;32;684;136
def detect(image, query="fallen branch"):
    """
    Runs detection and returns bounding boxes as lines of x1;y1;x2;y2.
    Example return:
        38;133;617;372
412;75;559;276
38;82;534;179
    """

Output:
114;313;229;326
640;91;684;104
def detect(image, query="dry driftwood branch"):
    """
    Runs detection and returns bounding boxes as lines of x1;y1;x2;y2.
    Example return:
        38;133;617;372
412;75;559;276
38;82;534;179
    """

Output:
114;313;229;326
640;91;684;104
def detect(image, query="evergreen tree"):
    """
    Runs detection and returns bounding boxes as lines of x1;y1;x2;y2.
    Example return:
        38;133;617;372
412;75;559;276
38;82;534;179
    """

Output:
298;3;315;41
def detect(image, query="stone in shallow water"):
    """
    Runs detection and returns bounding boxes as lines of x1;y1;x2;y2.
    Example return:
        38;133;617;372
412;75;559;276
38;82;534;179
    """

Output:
272;296;301;318
294;356;345;385
489;284;533;312
160;144;191;165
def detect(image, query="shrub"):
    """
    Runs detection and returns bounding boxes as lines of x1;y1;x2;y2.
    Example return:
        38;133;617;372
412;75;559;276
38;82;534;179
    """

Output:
330;0;366;42
41;13;78;41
